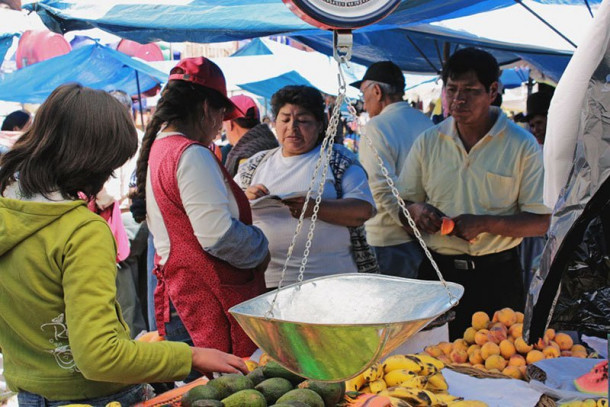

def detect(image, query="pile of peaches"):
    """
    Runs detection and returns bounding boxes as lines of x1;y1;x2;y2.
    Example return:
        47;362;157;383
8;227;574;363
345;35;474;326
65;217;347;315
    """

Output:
424;307;588;380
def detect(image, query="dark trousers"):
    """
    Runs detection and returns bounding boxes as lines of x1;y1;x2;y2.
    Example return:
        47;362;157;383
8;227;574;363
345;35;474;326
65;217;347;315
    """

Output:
418;248;524;340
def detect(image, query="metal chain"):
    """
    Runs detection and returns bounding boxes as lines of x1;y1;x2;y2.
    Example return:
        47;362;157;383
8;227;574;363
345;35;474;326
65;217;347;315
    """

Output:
353;113;458;306
265;65;347;318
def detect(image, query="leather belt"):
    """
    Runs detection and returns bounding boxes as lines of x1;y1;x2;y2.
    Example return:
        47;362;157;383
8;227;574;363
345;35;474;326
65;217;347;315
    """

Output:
435;248;517;271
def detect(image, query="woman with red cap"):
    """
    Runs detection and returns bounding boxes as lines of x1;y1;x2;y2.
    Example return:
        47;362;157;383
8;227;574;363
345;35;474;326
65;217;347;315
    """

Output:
133;57;270;367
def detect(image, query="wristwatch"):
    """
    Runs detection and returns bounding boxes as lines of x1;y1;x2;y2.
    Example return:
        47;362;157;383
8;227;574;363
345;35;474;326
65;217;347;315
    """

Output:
283;0;401;30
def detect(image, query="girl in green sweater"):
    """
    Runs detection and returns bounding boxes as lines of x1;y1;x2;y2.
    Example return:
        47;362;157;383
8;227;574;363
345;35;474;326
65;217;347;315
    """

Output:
0;84;248;406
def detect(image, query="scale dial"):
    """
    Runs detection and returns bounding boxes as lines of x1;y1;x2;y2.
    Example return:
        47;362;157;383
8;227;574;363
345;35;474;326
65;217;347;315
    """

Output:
283;0;400;30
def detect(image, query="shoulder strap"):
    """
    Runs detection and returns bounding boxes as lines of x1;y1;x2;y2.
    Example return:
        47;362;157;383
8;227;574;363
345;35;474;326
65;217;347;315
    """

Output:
328;144;380;274
238;147;280;189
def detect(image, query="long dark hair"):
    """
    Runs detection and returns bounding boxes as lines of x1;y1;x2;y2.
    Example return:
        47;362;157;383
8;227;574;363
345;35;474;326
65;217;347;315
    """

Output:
132;81;230;205
0;84;137;200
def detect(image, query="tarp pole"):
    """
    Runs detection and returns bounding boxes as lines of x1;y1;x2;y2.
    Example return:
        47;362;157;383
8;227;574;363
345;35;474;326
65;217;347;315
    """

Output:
513;0;577;49
584;0;594;18
135;70;145;130
405;34;440;73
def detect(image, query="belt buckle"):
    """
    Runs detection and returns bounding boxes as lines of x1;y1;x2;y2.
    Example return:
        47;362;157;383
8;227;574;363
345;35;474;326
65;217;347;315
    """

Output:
454;259;475;270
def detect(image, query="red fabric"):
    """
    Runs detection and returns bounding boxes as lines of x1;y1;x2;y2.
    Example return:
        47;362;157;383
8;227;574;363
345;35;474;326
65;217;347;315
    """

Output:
149;134;264;356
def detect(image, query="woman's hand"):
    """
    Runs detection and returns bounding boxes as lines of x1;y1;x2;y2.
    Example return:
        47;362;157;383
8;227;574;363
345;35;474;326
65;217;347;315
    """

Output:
283;197;312;219
245;184;269;200
190;347;249;379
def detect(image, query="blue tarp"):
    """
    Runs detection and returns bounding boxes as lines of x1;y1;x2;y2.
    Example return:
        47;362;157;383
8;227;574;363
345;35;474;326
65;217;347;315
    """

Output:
0;35;14;63
28;0;599;45
231;38;273;57
294;26;571;82
500;67;531;89
0;43;167;103
25;0;587;82
237;70;314;100
27;0;519;44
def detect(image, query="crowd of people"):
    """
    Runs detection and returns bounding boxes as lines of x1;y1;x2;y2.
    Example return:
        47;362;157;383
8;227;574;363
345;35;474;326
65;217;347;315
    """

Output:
0;47;556;405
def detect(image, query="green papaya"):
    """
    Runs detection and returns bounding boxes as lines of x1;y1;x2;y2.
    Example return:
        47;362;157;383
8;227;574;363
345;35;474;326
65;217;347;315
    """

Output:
262;361;305;385
191;401;224;407
247;366;267;386
276;389;324;407
297;380;345;407
181;385;221;406
255;377;294;405
207;373;254;399
270;403;310;407
221;389;267;407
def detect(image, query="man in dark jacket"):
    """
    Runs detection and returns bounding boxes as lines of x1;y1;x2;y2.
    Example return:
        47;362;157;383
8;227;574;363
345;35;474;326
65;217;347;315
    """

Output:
223;94;278;177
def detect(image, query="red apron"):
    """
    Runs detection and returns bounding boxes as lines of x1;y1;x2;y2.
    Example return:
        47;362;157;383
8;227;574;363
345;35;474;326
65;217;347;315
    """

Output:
149;134;265;356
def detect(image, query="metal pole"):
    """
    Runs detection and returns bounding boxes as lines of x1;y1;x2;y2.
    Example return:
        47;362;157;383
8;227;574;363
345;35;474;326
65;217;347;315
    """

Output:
513;0;577;49
405;34;440;73
135;70;145;130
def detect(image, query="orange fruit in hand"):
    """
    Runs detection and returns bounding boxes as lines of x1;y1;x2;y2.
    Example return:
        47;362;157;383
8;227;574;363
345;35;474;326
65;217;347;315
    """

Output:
440;217;455;235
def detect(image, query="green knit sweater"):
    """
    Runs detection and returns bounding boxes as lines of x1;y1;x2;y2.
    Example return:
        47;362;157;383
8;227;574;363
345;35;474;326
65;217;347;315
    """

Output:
0;196;191;401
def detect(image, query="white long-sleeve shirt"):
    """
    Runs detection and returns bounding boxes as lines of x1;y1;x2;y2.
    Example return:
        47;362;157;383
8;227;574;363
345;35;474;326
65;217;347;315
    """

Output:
146;132;267;268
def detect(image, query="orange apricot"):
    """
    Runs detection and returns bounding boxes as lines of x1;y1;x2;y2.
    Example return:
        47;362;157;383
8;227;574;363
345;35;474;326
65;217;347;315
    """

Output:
472;311;490;330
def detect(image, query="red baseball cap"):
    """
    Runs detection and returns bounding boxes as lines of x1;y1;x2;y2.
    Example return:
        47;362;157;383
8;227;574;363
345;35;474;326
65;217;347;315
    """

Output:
229;94;260;122
168;57;242;120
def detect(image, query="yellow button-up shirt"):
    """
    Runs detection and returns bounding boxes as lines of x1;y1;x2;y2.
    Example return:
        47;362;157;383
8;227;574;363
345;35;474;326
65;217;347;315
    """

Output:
399;107;551;256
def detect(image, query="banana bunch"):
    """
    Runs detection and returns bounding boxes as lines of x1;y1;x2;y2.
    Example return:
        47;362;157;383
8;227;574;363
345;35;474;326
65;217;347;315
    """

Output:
345;353;489;407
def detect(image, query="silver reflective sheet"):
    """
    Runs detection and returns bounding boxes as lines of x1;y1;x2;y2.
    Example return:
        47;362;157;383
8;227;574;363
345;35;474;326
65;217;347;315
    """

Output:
230;273;463;381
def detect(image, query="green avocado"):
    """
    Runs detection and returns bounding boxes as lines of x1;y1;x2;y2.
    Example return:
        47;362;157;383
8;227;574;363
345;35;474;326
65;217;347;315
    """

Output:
276;388;325;407
247;366;267;386
191;400;224;407
262;361;305;385
297;380;345;407
207;374;254;399
221;389;267;407
255;377;294;405
181;385;221;406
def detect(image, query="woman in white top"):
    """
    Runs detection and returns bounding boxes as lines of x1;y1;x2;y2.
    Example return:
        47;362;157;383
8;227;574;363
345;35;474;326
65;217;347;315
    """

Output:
133;57;269;366
235;85;377;288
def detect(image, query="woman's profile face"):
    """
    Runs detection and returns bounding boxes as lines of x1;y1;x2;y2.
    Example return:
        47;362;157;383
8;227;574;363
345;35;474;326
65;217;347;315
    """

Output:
276;103;322;157
198;103;226;145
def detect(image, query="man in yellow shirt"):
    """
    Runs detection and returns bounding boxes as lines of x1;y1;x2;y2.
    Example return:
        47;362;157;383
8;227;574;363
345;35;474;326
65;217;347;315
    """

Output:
398;48;551;339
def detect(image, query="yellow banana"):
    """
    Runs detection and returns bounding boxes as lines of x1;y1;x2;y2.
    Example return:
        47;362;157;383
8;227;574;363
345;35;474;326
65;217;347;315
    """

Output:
418;389;442;406
369;378;388;394
435;392;463;404
384;369;419;387
383;354;423;374
447;400;489;407
598;399;609;407
360;385;372;394
344;371;367;391
426;372;448;392
420;362;441;377
413;353;445;370
362;362;385;382
380;387;438;406
398;375;428;390
388;396;412;407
